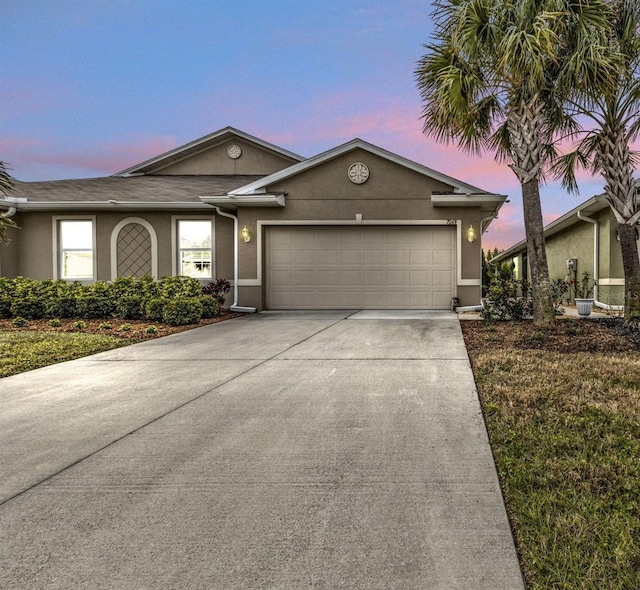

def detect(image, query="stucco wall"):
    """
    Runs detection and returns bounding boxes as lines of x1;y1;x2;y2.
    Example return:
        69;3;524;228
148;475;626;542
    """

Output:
233;149;486;307
154;139;296;176
2;211;233;286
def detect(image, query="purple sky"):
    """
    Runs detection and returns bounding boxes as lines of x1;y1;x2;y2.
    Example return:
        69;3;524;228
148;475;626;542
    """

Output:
3;0;607;250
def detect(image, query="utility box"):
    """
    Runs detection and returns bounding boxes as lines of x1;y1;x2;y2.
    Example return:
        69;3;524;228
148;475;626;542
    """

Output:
566;258;577;272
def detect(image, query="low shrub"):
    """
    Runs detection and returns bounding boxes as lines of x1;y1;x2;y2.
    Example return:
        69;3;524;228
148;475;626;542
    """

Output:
12;317;28;327
145;325;158;335
47;296;78;318
76;295;116;319
116;294;145;320
99;322;112;330
145;297;168;322
202;278;231;305
10;296;47;319
118;323;132;332
199;295;220;319
162;297;203;326
48;318;62;327
73;320;86;330
0;295;13;318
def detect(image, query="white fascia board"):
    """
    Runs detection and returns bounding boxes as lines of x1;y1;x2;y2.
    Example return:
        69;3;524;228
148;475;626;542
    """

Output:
199;194;286;208
229;139;488;196
492;195;608;263
431;194;507;206
113;126;304;177
15;201;212;211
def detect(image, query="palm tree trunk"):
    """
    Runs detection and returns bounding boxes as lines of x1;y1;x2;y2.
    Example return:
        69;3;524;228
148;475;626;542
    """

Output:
522;177;555;325
507;95;555;325
617;223;640;320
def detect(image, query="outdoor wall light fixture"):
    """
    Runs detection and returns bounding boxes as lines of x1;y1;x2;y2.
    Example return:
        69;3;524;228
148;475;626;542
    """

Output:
240;225;251;243
466;224;477;243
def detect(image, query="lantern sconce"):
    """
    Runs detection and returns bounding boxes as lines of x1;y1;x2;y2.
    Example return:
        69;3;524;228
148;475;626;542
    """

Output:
466;225;476;243
240;225;251;243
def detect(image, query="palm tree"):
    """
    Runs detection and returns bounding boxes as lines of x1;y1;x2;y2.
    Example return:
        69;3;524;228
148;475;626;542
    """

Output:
0;161;18;244
415;0;614;325
555;0;640;318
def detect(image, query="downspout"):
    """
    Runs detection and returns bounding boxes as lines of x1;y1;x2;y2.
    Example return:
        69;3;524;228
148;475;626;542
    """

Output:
0;206;17;219
213;207;256;313
577;209;623;312
454;214;497;313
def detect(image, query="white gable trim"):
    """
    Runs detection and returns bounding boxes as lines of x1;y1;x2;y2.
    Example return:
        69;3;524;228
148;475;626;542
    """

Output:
229;139;486;196
114;127;304;177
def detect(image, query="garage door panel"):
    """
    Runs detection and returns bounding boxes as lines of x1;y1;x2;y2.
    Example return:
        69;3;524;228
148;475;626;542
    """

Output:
386;250;407;265
266;226;455;309
433;270;454;286
317;270;340;285
433;249;454;266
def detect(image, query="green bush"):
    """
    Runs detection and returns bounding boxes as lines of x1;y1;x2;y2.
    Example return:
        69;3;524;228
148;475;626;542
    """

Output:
482;262;532;322
76;295;116;319
0;295;12;318
145;297;168;322
199;295;220;319
162;297;203;326
12;316;28;327
10;296;47;319
145;325;158;335
159;276;202;298
47;296;78;318
49;318;62;327
116;294;145;320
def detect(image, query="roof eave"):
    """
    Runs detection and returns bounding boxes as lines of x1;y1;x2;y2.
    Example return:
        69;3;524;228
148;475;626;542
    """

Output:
229;139;490;196
199;194;286;210
113;127;305;177
10;201;213;211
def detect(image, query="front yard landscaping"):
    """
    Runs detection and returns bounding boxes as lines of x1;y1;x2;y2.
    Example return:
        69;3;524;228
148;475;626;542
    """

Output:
462;318;640;590
0;312;244;378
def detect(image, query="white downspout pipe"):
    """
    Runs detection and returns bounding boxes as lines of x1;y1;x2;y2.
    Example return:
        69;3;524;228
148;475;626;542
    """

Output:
0;206;17;219
577;209;624;312
214;207;256;313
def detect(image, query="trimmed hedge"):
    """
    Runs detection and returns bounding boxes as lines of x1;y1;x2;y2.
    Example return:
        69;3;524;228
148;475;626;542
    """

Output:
0;275;229;325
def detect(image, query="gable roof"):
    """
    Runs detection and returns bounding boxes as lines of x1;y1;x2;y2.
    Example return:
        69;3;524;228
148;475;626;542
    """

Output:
113;127;305;177
228;138;490;196
492;194;610;263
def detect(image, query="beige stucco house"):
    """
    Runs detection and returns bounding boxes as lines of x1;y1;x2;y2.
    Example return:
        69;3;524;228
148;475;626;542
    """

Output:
0;127;506;311
493;194;639;308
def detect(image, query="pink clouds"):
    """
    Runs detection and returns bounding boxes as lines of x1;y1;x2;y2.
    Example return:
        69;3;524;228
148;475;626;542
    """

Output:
3;134;178;179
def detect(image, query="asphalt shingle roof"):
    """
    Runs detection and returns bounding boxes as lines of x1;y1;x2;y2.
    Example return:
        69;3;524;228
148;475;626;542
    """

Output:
12;175;265;203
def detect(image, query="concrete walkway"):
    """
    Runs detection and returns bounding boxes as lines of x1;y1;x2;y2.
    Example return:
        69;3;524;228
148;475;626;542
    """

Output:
0;311;525;589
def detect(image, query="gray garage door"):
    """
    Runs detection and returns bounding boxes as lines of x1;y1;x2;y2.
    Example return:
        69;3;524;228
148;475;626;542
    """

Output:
265;226;455;309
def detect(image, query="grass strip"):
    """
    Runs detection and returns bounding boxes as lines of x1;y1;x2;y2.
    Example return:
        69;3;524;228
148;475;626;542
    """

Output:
471;349;640;589
0;331;133;378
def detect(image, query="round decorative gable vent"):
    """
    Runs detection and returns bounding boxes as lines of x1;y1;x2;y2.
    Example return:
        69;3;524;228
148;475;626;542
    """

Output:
348;162;369;184
227;144;242;159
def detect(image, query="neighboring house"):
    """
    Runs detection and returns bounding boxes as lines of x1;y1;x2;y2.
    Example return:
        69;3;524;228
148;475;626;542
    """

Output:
492;194;640;308
0;127;506;311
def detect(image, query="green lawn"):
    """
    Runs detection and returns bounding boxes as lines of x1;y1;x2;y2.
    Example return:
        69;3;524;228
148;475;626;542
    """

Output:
0;331;133;378
464;322;640;589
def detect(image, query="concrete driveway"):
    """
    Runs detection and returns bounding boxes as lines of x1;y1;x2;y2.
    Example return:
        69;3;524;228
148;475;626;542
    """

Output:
0;311;524;589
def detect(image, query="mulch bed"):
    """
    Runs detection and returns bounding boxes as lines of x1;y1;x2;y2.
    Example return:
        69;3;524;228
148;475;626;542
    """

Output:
0;311;247;340
461;317;640;354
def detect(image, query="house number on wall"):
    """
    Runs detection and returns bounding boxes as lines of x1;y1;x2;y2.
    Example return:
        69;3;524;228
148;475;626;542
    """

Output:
348;162;369;184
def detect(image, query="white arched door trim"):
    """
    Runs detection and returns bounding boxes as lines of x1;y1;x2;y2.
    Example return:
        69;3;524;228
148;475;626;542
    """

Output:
110;217;159;280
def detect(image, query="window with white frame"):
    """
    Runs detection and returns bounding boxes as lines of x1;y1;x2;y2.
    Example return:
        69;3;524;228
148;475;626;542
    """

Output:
58;219;95;280
177;219;213;279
